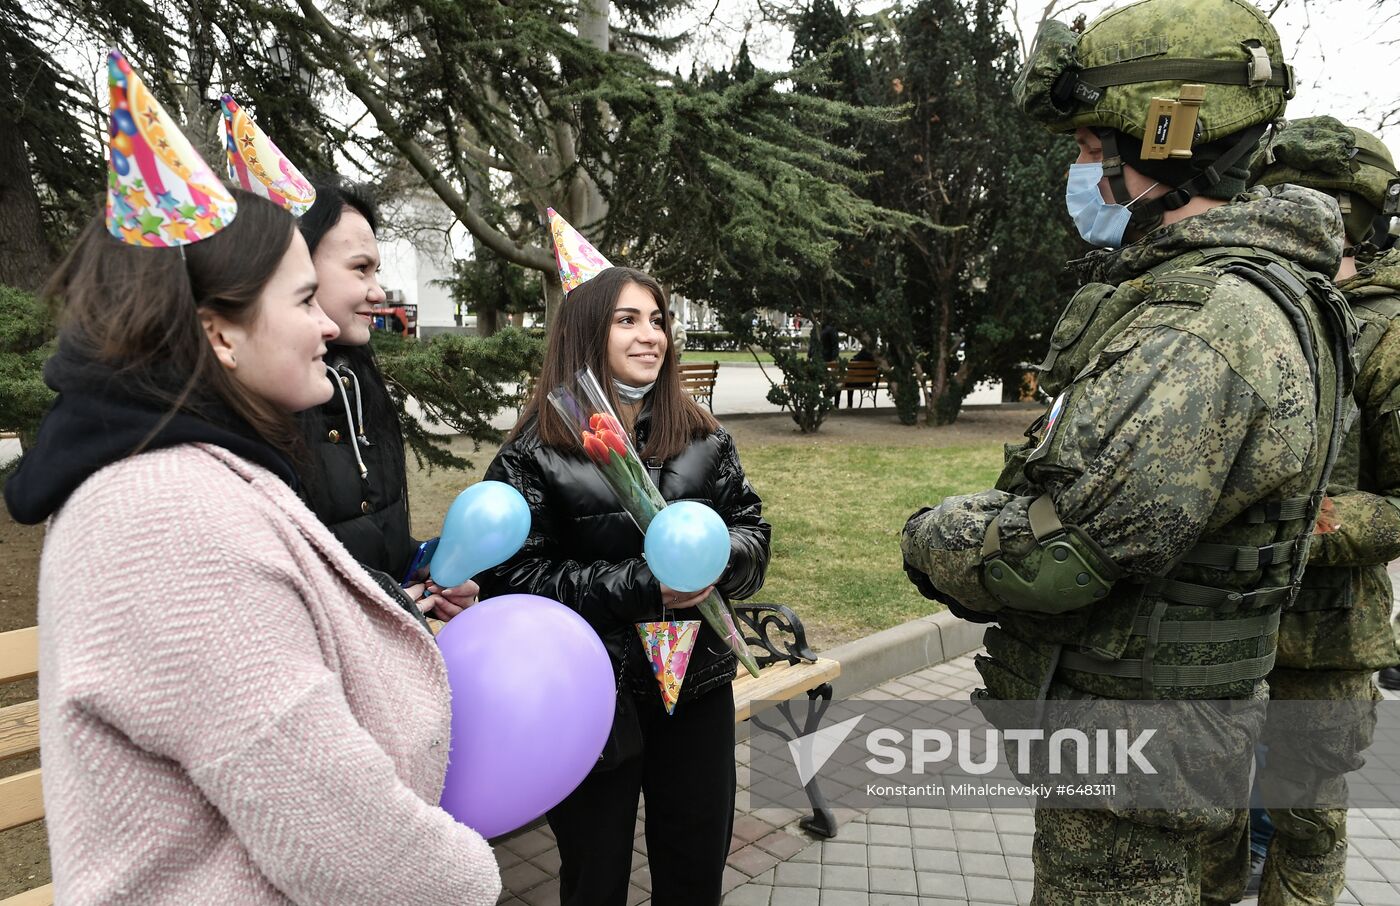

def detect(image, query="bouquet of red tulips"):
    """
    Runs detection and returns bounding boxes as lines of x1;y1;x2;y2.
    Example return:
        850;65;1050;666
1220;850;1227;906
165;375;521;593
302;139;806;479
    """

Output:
548;368;760;678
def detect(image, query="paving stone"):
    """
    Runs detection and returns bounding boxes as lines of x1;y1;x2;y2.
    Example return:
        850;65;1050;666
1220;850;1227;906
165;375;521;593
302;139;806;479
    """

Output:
626;883;648;906
823;864;870;891
1006;855;1034;881
1012;878;1035;905
519;879;561;906
631;867;652;894
913;848;960;873
837;820;870;843
993;812;1035;835
870;824;914;847
821;891;871;906
497;848;525;870
868;845;914;871
499;898;528;906
824;841;869;866
771;887;815;906
774;861;822;888
756;831;810;860
734;814;777;843
724;883;772;906
752;869;776;886
1350;816;1385;838
917;870;968;899
909;810;953;829
500;860;551;894
870;806;911;825
952;811;997;831
722;866;750;895
505;828;556;860
870;868;919;895
1354;837;1400;861
1000;833;1033;857
1347;856;1385;882
526;848;560;879
729;845;782;878
961;851;1009;877
911;827;956;849
957;830;1003;853
791;843;823;864
1346;880;1400;905
869;896;918;906
966;875;1018;904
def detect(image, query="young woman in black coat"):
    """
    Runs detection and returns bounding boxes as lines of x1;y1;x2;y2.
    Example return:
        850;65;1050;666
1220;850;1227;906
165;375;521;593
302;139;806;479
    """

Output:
479;266;771;906
297;181;476;620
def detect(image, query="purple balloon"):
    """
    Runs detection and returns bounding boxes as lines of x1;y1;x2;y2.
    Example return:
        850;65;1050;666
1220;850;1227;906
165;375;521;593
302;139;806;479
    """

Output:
436;594;615;839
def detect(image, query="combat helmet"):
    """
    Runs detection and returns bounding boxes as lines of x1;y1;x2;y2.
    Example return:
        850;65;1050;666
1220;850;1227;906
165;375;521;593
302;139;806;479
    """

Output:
1016;0;1294;233
1252;116;1400;252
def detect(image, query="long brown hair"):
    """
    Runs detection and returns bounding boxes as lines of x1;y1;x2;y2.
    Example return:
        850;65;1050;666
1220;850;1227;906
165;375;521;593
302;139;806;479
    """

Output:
515;266;718;461
45;189;305;458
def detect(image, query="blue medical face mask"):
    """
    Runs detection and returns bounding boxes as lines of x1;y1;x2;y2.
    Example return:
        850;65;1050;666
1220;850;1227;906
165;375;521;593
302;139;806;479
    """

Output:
1065;162;1158;249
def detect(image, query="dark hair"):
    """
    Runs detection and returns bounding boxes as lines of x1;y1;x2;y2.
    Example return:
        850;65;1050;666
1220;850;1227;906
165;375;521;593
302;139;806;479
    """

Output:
514;267;718;461
45;189;303;457
299;179;379;254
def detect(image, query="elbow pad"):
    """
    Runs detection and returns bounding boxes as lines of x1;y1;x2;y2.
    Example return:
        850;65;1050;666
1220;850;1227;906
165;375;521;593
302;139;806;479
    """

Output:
980;494;1121;615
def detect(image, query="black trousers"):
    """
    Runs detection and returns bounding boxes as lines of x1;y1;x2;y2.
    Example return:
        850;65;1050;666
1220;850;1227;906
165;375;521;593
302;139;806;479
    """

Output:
547;683;736;906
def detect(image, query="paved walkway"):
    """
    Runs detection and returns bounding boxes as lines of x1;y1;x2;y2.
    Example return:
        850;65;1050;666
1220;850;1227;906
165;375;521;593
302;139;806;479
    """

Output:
496;652;1400;906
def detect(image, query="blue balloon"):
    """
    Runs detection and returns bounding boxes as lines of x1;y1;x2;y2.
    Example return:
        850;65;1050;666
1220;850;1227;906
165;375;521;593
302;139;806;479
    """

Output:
644;501;730;594
430;481;531;587
112;108;137;136
111;149;130;176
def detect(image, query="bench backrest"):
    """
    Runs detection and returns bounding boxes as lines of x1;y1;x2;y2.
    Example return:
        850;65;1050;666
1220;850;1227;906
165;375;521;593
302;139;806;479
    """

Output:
1;626;49;905
842;361;882;382
676;361;719;400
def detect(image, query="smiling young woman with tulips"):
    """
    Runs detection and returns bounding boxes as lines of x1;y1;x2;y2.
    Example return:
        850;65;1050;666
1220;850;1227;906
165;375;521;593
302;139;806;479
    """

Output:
478;253;771;906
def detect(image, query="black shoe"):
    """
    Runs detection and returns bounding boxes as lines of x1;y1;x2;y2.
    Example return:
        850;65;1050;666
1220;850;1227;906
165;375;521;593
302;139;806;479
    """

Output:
1379;667;1400;691
1245;850;1266;896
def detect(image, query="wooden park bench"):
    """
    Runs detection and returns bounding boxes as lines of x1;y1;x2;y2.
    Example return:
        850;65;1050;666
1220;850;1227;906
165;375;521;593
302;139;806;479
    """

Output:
677;360;719;412
0;626;49;906
830;359;889;409
731;603;842;838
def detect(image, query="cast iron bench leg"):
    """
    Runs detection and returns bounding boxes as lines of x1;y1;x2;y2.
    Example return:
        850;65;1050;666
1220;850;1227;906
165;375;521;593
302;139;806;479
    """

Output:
754;682;839;839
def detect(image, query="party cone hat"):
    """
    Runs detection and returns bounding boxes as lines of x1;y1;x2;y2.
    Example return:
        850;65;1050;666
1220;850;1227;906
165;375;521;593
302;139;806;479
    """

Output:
222;95;317;216
105;50;237;247
547;207;613;293
636;620;701;715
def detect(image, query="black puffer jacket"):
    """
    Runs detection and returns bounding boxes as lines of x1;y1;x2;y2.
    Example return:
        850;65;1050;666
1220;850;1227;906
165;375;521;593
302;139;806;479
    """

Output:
299;347;416;581
479;407;771;704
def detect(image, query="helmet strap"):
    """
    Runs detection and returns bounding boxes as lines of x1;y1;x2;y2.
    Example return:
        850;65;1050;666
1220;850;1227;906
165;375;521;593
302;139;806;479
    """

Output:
1099;124;1267;238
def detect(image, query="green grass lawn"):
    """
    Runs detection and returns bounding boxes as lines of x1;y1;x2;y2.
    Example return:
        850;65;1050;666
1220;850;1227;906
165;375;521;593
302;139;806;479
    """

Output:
738;443;1002;649
681;349;774;364
409;433;1005;651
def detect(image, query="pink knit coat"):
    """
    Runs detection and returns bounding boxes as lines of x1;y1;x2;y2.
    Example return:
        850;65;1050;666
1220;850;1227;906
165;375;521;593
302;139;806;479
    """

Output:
37;444;502;904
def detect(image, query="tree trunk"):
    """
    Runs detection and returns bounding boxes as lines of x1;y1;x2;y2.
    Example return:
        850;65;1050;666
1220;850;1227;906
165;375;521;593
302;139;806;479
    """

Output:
0;51;53;291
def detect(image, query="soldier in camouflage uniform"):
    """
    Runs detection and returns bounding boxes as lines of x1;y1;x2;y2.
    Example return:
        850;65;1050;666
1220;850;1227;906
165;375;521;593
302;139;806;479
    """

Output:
1248;117;1400;905
900;0;1355;902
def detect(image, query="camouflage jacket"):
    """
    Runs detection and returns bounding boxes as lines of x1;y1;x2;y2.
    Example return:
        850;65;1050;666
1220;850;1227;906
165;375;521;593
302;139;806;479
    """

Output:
1281;247;1400;670
902;186;1348;701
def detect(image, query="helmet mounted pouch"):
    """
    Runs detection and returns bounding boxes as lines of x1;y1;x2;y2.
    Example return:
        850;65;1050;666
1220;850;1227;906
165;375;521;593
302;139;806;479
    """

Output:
1142;85;1206;160
1015;19;1089;121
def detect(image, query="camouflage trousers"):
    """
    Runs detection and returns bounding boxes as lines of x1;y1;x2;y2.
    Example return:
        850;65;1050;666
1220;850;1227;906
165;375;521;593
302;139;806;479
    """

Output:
1252;668;1381;906
1032;806;1250;905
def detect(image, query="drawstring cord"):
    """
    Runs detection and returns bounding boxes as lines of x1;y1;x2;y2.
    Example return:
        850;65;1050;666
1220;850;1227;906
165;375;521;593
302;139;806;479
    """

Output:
327;363;369;480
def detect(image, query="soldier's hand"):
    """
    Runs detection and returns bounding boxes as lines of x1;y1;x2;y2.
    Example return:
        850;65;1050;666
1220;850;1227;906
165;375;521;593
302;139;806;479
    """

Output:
1314;496;1342;535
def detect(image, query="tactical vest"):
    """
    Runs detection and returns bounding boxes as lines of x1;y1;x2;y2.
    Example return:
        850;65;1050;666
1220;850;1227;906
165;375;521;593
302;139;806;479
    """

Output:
1276;287;1400;671
981;246;1355;702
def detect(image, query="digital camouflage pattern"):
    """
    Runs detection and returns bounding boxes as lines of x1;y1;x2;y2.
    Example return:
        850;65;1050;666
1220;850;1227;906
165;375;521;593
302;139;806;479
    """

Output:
1252;116;1399;246
1016;0;1292;143
902;185;1346;904
1282;248;1400;671
1252;249;1400;906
